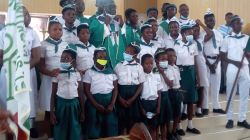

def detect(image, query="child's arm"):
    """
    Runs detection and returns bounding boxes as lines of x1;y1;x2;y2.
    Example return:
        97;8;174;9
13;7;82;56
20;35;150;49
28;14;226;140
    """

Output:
158;66;173;87
127;83;143;105
156;90;161;115
196;19;213;42
50;82;58;125
106;80;118;113
37;58;60;77
83;82;105;113
78;81;85;122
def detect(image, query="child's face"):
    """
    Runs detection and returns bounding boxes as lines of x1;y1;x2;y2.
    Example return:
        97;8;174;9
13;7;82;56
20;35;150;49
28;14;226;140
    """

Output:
143;57;154;73
169;22;179;36
95;51;107;68
61;52;73;63
167;51;176;65
49;23;63;40
148;10;158;19
193;26;200;40
167;7;176;18
128;12;138;25
78;28;90;43
125;46;136;56
142;28;153;41
150;21;158;34
205;16;215;29
63;9;76;25
157;54;168;63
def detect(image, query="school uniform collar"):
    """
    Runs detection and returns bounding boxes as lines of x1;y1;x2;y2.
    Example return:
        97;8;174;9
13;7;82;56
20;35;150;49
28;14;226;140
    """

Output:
181;40;192;47
122;60;137;66
168;34;182;45
230;32;245;39
166;16;178;23
140;38;154;47
75;41;92;50
145;71;153;77
152;34;161;41
63;24;76;33
92;65;114;74
45;37;62;53
168;64;178;69
60;67;76;78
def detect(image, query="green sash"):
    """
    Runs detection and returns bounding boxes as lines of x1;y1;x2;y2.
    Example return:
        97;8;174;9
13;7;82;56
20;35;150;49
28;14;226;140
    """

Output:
160;21;169;35
125;23;140;45
103;24;126;69
75;43;92;51
76;15;89;24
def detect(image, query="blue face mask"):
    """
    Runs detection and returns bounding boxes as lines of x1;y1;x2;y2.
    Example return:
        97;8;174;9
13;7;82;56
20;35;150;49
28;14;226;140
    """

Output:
60;62;71;70
159;61;168;69
123;52;134;62
185;35;194;42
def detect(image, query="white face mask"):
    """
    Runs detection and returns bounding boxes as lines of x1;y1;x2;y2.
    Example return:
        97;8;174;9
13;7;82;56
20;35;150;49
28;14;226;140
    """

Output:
185;34;194;42
159;61;168;69
107;14;116;19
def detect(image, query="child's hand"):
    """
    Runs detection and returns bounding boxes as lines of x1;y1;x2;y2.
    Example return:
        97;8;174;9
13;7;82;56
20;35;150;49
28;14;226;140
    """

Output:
50;112;57;125
95;104;106;114
50;68;60;77
156;107;161;115
106;104;114;113
80;112;85;122
127;98;134;106
119;97;129;108
141;109;147;117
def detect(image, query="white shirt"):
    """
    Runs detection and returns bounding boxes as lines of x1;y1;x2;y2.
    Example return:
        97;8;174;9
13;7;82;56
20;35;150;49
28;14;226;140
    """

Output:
52;71;81;99
157;16;179;39
201;29;223;56
152;34;165;48
62;24;79;44
164;34;182;49
194;36;206;62
138;38;158;61
25;27;41;58
40;38;67;71
76;41;96;71
141;72;162;100
57;16;81;27
179;16;194;26
83;67;117;94
221;32;249;65
174;41;198;66
114;60;145;85
167;65;181;89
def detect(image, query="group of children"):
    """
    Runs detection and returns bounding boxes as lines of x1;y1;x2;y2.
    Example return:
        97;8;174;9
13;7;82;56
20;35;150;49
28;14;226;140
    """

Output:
1;1;250;140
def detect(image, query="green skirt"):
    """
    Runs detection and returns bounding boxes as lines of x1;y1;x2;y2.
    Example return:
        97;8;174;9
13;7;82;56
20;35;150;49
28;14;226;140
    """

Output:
86;93;118;139
178;65;198;103
117;85;141;123
168;89;183;118
159;91;172;124
54;96;81;140
141;99;159;128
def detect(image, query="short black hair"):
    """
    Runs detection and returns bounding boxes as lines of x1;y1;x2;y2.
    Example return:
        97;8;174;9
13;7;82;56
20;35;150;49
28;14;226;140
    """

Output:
166;48;176;53
147;18;157;24
94;49;106;58
141;25;152;33
62;7;75;15
204;13;215;20
125;8;137;19
147;7;158;16
155;51;167;61
48;21;61;30
141;54;153;65
77;24;89;35
62;50;77;60
225;12;233;17
179;3;188;9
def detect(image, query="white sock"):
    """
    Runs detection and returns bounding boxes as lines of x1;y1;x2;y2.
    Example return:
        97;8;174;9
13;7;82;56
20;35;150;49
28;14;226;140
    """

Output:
177;123;182;130
197;107;202;114
187;120;193;129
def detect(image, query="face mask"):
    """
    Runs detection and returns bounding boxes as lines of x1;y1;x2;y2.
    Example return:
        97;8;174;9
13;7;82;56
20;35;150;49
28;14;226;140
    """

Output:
60;62;71;70
97;59;108;66
185;35;194;42
159;61;168;69
107;14;116;19
123;52;134;62
180;15;188;20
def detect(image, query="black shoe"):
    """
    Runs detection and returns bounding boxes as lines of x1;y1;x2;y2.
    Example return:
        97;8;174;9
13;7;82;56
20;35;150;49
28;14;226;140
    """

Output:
202;109;209;115
213;109;226;114
226;120;234;129
176;129;185;136
186;127;201;134
173;132;182;140
195;112;204;118
167;133;177;140
30;128;39;138
181;113;188;120
237;120;250;129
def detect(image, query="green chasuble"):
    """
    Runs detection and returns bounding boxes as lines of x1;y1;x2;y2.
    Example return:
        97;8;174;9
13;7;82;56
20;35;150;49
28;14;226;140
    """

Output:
103;23;126;69
89;17;105;47
76;15;89;24
159;21;169;35
125;23;141;45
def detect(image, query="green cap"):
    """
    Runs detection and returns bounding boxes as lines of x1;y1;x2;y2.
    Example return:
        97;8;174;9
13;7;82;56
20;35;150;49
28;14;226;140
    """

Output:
230;15;242;24
181;24;193;32
128;42;141;54
62;4;75;13
48;16;59;23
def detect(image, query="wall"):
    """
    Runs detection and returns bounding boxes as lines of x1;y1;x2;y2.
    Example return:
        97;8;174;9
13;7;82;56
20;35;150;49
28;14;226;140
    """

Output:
157;0;250;27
